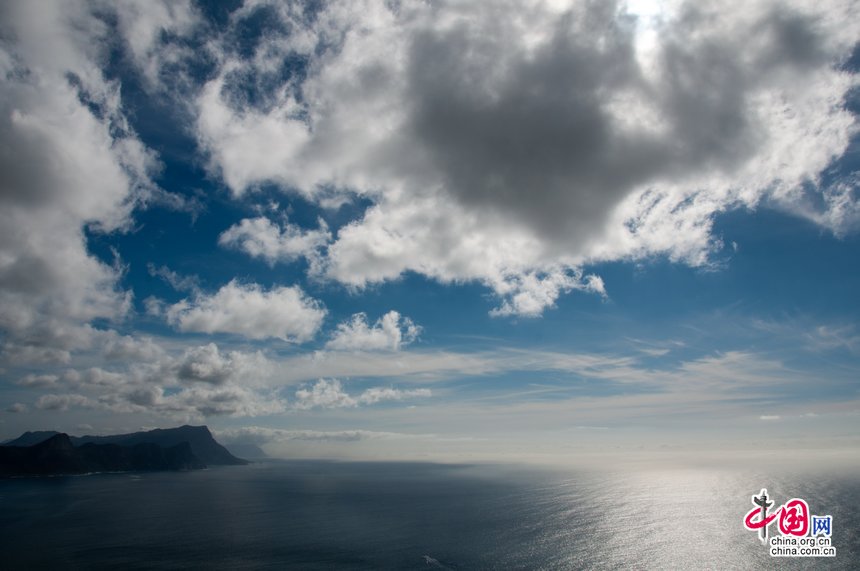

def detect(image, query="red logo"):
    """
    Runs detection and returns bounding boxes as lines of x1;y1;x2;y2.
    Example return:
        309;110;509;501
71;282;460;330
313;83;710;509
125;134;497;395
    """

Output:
743;490;812;541
778;499;809;536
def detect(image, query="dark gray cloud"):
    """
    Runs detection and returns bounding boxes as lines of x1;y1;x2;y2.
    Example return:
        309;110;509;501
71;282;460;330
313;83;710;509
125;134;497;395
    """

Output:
404;1;834;243
406;2;652;242
176;344;235;385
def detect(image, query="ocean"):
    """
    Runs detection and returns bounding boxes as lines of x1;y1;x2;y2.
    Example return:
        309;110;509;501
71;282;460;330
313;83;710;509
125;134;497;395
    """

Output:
0;460;857;569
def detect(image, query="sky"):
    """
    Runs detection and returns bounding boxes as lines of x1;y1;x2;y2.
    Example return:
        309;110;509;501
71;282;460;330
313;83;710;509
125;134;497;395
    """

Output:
0;0;859;464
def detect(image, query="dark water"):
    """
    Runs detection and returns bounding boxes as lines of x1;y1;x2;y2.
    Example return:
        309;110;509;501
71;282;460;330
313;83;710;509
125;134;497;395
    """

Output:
0;460;857;569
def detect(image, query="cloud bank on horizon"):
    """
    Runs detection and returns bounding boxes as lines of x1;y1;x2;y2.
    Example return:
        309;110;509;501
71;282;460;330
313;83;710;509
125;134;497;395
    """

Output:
0;0;858;460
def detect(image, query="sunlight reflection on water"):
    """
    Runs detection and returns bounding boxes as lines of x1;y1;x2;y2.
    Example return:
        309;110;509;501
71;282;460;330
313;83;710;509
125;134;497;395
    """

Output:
505;467;858;570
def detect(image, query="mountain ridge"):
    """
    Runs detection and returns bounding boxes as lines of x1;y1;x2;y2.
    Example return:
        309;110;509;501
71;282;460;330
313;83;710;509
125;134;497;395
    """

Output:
0;433;206;476
72;425;247;466
0;425;246;476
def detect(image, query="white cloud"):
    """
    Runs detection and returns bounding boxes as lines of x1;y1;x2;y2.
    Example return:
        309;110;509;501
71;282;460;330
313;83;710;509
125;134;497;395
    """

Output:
26;344;284;420
173;342;273;387
10;337;795;425
807;324;860;353
490;270;607;317
175;343;236;385
16;374;59;388
293;378;432;410
3;333;290;421
326;310;421;351
158;384;285;418
36;384;285;419
191;0;859;316
1;344;73;366
218;216;330;266
108;0;198;88
217;426;435;445
196;71;311;197
357;386;432;405
36;393;95;412
6;331;825;432
100;330;166;362
147;264;201;294
0;0;195;364
293;378;356;409
165;280;326;342
267;347;633;386
64;367;125;388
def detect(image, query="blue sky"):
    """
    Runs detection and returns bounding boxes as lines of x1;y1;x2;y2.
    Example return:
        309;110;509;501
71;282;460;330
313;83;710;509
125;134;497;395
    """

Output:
1;0;858;463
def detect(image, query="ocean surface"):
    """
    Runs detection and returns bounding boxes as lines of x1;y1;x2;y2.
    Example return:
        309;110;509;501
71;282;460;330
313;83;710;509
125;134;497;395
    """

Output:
0;460;857;569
